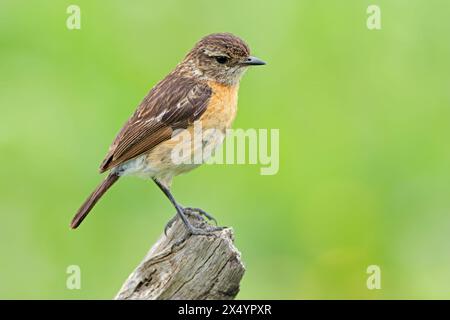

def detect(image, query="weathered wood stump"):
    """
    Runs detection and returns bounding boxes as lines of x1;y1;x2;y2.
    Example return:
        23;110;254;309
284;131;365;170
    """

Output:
115;212;245;300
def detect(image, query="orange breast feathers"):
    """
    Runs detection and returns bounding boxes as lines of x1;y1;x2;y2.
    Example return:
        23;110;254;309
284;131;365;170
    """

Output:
199;81;239;131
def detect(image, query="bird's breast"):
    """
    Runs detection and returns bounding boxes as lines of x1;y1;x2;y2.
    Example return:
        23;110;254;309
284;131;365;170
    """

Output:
199;81;239;131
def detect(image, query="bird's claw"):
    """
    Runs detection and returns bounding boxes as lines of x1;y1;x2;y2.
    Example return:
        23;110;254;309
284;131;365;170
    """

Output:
164;215;178;236
183;207;218;226
186;225;224;236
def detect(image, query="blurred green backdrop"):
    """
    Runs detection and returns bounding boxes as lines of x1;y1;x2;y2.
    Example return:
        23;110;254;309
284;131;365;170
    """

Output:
1;0;450;299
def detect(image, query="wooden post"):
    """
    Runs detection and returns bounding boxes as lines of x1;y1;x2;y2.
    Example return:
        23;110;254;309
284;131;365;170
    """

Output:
115;212;245;300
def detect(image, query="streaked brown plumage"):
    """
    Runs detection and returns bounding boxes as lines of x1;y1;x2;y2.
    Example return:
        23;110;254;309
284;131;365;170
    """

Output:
71;33;265;232
99;76;212;173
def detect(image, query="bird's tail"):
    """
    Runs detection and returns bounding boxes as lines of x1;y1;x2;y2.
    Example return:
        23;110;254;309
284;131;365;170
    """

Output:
70;173;120;229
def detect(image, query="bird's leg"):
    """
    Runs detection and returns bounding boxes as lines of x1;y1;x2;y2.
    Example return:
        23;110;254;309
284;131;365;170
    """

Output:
153;179;221;236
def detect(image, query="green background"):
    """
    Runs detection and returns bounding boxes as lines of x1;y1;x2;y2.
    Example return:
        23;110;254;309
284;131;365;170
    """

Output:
1;0;450;299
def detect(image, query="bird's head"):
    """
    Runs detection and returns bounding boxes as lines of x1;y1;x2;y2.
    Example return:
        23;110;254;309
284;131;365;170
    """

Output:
182;33;266;85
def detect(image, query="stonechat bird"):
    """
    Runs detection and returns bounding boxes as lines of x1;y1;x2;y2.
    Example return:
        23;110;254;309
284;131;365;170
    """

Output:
70;33;265;234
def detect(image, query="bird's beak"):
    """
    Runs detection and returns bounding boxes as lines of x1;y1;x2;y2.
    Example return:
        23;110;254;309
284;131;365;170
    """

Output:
242;56;266;66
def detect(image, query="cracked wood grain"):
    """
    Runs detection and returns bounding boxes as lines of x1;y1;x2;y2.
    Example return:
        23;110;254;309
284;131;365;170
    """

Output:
115;212;245;300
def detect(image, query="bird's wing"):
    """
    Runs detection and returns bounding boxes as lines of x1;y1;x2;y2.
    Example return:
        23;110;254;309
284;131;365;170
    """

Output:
99;74;212;173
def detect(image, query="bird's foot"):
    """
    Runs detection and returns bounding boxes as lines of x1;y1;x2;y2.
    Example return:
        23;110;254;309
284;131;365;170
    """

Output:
183;207;218;225
187;225;224;235
164;207;222;236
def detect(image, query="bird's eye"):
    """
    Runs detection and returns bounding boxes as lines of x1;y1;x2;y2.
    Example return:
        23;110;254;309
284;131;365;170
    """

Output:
215;56;229;64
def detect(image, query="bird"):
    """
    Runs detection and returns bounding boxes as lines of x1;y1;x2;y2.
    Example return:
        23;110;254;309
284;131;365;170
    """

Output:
70;33;266;234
